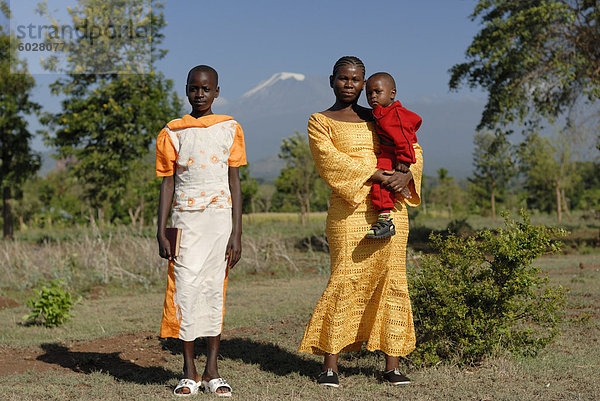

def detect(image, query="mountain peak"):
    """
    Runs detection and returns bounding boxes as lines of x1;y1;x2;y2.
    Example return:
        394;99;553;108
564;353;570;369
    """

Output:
243;72;305;98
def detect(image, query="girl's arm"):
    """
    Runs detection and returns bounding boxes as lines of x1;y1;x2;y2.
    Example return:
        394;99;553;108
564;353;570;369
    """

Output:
157;175;175;260
227;166;242;268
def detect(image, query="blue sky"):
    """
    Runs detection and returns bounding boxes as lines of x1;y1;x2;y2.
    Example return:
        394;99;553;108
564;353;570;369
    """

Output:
6;0;485;151
155;0;482;102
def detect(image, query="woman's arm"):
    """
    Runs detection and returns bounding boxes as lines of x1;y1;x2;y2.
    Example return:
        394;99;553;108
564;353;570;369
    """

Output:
157;175;175;260
308;115;378;205
382;170;414;193
227;166;242;268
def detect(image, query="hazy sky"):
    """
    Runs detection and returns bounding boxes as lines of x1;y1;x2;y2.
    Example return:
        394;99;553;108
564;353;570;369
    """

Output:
6;0;486;151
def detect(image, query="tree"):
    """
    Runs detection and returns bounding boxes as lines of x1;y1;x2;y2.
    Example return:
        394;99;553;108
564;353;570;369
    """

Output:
275;132;323;225
569;161;600;210
255;183;276;213
518;131;575;222
450;0;600;130
0;2;41;238
16;169;85;229
39;0;181;222
430;168;464;218
469;130;516;219
239;165;258;214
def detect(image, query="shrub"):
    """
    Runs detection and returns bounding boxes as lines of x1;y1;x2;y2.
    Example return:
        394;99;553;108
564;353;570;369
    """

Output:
23;280;80;327
409;211;567;366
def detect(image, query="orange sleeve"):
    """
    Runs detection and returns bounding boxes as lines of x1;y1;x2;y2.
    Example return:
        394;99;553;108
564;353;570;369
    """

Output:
156;128;177;177
228;123;247;167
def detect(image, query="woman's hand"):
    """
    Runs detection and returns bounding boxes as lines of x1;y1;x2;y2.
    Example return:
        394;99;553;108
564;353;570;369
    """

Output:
370;169;395;183
383;170;413;193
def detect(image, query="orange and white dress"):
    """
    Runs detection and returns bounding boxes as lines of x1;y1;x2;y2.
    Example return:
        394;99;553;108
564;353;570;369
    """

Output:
298;113;423;357
156;114;246;341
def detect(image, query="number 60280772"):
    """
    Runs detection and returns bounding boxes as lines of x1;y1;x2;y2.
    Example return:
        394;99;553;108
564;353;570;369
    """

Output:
17;42;65;51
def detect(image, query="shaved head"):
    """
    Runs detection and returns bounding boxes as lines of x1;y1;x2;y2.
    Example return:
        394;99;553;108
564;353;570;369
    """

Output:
187;65;218;85
367;72;396;89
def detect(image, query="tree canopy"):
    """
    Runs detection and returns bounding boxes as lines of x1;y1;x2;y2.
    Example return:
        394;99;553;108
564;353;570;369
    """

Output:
275;132;327;225
469;130;515;218
450;0;600;129
39;0;181;216
0;2;40;237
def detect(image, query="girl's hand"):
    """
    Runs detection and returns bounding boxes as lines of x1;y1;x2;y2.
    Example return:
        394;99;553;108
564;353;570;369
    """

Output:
157;235;173;261
225;233;242;268
383;170;413;193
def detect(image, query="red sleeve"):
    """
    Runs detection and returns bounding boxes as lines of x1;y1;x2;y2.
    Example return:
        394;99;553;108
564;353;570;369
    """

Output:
378;107;421;165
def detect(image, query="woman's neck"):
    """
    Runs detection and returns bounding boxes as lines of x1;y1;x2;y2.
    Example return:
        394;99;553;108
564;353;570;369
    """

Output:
329;100;358;112
322;101;371;123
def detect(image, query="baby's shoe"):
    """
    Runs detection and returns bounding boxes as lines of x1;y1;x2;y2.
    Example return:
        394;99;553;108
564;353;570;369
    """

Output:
366;213;395;239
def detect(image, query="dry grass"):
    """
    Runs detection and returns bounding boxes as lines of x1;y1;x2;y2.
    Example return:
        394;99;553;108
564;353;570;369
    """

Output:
0;253;599;400
0;217;330;301
0;226;165;294
0;214;598;400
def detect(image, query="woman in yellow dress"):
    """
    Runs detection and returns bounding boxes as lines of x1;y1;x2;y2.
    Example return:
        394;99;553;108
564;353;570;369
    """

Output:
298;56;423;387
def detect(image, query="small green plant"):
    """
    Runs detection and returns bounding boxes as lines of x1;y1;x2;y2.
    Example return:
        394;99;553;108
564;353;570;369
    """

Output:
23;280;80;327
409;211;567;366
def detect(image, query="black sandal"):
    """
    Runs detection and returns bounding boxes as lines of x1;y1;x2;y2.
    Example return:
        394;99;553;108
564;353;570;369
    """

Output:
317;368;339;387
383;368;411;385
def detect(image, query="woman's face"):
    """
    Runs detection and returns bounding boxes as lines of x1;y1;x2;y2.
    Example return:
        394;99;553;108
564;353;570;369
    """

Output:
330;64;365;104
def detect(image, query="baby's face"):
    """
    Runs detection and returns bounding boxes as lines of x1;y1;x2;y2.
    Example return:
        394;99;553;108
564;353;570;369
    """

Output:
366;77;396;108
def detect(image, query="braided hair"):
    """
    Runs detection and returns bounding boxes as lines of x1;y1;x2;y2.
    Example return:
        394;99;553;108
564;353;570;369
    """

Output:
332;56;365;78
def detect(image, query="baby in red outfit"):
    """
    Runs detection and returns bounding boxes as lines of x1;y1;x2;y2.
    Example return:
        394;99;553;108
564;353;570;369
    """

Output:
365;72;422;239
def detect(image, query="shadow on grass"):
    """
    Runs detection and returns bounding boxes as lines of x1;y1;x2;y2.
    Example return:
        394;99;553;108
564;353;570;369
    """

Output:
161;337;378;379
36;343;178;385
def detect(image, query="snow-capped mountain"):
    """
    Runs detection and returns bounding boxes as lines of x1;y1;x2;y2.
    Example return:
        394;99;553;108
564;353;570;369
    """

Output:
215;72;485;180
216;72;333;178
242;72;306;98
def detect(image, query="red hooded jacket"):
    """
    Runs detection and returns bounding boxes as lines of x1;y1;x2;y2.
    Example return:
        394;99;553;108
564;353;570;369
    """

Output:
372;100;422;165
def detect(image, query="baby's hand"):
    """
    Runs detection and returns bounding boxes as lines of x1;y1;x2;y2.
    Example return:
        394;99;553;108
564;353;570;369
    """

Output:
400;187;412;199
395;162;410;173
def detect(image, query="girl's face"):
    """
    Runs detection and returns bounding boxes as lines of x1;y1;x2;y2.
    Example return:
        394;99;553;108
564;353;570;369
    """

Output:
186;71;219;117
330;64;365;104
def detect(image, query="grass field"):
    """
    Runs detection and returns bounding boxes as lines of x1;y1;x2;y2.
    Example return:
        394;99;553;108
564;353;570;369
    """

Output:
0;212;598;400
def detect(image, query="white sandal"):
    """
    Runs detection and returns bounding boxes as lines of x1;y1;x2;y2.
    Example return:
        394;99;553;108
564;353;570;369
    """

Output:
202;377;232;397
173;378;199;397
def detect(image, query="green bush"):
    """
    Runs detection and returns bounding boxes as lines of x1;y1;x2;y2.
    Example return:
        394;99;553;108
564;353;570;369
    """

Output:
409;211;567;366
23;280;80;327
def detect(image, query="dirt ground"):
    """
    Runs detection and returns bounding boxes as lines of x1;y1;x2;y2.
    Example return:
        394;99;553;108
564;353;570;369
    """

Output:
0;296;20;310
0;323;261;379
0;330;167;378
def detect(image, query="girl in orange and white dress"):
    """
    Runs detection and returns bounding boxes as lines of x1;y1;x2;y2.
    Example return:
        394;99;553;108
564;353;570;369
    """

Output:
156;65;245;397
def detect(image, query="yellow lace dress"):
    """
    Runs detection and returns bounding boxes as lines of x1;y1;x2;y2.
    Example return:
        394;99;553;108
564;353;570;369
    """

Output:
298;113;423;357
